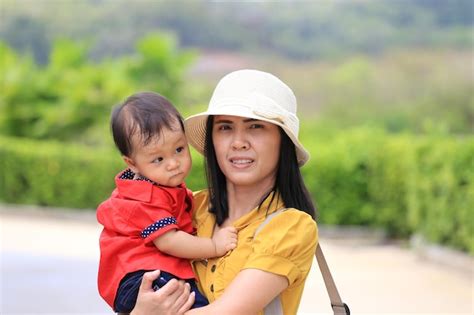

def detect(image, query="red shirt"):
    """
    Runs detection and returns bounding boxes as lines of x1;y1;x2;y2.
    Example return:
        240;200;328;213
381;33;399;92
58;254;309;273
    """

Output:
97;170;195;308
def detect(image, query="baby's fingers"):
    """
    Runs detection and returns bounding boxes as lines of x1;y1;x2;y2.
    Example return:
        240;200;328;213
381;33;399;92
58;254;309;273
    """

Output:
227;233;237;244
226;240;237;250
224;226;237;234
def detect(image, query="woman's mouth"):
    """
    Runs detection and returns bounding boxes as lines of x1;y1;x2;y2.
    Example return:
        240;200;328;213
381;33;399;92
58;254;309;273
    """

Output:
229;158;254;168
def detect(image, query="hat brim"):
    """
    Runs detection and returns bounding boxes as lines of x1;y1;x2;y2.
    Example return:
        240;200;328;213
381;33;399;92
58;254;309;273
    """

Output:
184;106;309;167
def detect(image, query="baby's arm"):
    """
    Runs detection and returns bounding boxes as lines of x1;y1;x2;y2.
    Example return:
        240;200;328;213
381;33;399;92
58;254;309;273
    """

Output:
153;227;237;259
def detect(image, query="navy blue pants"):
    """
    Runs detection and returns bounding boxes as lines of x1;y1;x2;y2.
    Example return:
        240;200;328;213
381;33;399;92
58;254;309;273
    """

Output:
114;270;208;313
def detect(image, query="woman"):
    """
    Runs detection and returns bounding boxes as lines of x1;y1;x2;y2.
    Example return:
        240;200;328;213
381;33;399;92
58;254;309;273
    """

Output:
131;69;318;315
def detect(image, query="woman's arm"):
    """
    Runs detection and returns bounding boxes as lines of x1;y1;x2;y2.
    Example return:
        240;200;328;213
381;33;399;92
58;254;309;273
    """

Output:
153;227;237;259
132;269;288;315
186;268;288;315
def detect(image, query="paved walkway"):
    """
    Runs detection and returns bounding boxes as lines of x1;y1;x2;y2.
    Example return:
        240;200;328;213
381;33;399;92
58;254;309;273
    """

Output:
1;205;472;314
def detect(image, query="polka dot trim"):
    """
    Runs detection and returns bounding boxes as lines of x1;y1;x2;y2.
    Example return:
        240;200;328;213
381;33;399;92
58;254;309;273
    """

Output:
120;169;157;185
120;169;135;180
141;216;177;238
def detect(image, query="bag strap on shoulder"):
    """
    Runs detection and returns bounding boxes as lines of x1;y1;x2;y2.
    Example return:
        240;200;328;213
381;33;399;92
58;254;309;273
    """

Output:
316;244;351;315
254;208;350;315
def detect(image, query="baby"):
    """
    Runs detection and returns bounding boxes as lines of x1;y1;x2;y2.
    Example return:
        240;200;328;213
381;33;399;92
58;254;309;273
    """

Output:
97;91;237;312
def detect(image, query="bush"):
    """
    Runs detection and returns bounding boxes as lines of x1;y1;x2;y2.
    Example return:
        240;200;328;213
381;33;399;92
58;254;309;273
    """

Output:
367;135;418;237
302;127;383;226
0;136;123;208
412;136;474;253
0;136;207;210
300;127;473;253
1;132;472;253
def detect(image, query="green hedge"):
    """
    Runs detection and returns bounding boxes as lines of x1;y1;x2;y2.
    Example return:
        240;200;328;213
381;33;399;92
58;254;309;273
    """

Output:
0;137;122;208
300;128;473;253
412;137;474;253
1;133;472;253
0;136;207;209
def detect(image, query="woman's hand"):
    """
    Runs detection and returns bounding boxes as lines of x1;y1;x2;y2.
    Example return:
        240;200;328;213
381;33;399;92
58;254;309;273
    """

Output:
130;270;195;315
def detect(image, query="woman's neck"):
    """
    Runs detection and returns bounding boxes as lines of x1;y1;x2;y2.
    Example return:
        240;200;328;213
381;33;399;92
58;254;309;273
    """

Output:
225;179;275;223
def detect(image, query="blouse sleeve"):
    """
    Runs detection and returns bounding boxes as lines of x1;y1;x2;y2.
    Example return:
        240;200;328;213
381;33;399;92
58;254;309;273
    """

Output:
243;209;318;288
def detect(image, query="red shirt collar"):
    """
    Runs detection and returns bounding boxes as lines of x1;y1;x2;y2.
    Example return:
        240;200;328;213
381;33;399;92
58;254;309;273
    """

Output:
114;169;186;203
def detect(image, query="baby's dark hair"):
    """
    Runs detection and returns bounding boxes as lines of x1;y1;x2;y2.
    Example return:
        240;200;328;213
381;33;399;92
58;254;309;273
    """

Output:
111;92;184;157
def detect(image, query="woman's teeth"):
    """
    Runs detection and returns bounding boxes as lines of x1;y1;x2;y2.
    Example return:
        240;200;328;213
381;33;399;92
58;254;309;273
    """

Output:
231;159;252;164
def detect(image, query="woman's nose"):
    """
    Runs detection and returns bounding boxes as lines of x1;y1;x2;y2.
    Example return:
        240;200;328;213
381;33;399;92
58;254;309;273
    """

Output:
231;132;249;150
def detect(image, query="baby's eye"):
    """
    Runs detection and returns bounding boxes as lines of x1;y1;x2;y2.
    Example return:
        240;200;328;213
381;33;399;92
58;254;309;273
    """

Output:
176;146;184;153
153;157;164;163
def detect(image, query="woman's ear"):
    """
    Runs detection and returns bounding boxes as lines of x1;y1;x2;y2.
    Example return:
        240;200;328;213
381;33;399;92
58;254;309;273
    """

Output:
123;156;138;173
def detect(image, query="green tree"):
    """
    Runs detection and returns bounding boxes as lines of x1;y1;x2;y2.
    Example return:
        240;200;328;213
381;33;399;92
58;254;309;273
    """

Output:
127;32;195;103
0;33;195;144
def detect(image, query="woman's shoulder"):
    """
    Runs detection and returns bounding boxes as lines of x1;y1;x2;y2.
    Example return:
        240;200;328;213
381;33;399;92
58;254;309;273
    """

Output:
192;189;211;224
280;208;317;228
257;208;318;243
248;207;318;280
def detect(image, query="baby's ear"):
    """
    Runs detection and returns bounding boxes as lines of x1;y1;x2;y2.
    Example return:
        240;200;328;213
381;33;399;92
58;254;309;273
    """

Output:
123;156;138;173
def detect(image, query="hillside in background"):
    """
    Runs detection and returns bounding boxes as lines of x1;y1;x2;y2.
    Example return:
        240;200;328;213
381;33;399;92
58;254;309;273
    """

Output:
186;49;473;133
1;0;472;136
1;0;472;64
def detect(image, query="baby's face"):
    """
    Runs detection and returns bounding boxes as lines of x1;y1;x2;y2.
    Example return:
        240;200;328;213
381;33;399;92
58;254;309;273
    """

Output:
127;122;192;187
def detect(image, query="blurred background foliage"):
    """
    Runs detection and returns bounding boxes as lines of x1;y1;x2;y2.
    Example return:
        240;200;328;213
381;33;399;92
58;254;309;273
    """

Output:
1;33;194;145
0;0;472;253
1;0;472;62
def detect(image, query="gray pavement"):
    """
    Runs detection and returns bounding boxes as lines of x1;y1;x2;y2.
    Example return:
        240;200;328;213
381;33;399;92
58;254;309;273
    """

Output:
1;205;472;314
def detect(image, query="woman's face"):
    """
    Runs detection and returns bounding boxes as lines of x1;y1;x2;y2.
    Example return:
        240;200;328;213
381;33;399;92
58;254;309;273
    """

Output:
212;115;281;190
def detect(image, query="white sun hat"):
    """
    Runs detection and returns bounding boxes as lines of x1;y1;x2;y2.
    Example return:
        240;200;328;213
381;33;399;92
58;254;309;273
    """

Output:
184;69;310;166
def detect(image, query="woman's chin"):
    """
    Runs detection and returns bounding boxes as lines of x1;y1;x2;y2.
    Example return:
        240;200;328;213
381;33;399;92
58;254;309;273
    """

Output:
226;175;257;188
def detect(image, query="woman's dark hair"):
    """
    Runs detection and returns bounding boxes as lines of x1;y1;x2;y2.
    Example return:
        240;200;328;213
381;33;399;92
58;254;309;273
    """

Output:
204;116;317;225
111;92;184;157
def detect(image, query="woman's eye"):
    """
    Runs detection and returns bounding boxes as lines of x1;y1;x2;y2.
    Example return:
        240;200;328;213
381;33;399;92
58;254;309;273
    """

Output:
176;146;184;153
217;124;231;131
250;124;264;129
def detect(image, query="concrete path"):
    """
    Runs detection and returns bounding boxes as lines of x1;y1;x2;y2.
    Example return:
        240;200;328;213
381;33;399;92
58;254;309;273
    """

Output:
1;205;472;314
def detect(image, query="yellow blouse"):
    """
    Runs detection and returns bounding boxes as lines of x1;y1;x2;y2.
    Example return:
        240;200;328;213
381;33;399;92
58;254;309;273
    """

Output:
192;190;318;315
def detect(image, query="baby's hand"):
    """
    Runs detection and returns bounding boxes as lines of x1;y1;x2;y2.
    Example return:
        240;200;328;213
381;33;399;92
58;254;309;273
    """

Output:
212;226;237;256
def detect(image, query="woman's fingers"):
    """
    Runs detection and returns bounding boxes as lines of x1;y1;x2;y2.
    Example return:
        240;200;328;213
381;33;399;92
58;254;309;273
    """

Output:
173;282;193;313
178;291;195;314
133;270;175;315
158;278;180;297
139;270;161;293
167;279;186;302
173;283;190;307
133;272;192;315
